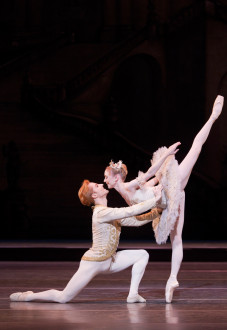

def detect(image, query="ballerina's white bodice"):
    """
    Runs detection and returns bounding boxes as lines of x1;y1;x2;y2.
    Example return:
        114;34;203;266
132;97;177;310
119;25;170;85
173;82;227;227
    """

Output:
130;186;156;205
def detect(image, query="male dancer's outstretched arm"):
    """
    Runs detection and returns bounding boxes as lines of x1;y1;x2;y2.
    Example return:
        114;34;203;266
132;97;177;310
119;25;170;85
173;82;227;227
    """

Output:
96;196;162;223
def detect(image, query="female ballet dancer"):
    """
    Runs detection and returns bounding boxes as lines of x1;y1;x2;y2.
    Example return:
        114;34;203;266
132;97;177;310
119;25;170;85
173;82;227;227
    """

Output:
104;95;224;303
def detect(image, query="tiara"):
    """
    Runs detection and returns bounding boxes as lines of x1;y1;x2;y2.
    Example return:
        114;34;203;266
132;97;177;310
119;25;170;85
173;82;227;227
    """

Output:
109;160;123;170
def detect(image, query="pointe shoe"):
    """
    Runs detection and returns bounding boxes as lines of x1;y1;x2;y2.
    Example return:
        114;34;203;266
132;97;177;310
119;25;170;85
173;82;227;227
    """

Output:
165;279;179;303
127;294;146;303
211;95;224;120
10;291;33;302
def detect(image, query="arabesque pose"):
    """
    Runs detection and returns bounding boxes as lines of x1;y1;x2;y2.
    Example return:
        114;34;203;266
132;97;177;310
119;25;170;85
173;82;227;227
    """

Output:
104;95;224;303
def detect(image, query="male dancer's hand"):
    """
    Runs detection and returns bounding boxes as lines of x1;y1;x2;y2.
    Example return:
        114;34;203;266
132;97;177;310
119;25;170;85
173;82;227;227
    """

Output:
154;185;162;205
154;185;167;209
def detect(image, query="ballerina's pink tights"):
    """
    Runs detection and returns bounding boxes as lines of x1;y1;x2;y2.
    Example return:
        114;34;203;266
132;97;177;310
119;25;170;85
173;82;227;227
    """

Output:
169;114;218;281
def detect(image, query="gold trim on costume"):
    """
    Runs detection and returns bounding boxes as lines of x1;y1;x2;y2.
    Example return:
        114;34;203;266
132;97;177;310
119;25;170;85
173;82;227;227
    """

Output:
81;221;121;262
135;208;161;221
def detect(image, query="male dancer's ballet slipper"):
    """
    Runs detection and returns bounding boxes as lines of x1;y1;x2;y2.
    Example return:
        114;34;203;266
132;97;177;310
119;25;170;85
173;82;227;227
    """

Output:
165;280;179;303
10;291;33;302
127;294;146;303
211;95;224;120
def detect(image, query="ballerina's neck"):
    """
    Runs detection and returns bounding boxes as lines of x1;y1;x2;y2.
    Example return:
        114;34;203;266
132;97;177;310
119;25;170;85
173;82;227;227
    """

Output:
114;180;126;194
114;181;133;205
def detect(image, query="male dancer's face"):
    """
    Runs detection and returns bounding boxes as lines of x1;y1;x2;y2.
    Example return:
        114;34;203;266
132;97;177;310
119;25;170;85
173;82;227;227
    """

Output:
104;169;116;189
88;182;109;199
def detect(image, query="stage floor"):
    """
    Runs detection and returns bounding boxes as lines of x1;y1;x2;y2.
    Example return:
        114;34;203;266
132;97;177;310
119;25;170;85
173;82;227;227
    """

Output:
1;261;227;329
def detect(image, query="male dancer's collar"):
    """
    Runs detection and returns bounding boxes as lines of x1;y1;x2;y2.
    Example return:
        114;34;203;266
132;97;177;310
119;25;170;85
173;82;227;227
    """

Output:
92;204;107;210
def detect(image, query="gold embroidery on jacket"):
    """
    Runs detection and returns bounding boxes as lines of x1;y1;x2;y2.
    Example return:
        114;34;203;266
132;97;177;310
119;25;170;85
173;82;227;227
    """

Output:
82;221;121;261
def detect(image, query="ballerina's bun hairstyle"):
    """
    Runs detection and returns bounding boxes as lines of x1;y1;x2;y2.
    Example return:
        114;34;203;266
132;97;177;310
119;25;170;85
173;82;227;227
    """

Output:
107;160;128;181
78;179;94;206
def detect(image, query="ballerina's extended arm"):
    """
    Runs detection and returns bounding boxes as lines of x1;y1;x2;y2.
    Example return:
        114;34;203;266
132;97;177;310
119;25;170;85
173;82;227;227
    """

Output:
124;141;181;191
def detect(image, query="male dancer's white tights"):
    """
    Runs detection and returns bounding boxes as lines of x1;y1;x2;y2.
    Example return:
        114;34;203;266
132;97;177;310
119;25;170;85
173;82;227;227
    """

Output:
22;249;149;303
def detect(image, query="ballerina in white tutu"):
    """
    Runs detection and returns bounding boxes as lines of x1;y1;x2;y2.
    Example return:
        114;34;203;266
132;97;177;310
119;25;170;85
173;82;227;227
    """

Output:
104;95;224;303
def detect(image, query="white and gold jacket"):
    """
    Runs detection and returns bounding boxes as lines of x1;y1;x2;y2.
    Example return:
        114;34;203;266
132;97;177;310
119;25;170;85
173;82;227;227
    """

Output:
82;198;160;262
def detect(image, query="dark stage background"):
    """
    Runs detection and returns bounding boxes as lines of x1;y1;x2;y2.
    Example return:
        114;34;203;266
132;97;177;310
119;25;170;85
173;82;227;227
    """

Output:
0;0;226;242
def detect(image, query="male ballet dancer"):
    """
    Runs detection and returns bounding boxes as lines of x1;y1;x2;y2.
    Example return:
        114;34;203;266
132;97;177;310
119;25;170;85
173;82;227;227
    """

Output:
10;180;164;304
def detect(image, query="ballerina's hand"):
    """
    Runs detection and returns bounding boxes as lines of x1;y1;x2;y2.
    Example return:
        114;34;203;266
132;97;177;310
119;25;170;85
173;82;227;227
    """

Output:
167;142;181;156
153;184;162;195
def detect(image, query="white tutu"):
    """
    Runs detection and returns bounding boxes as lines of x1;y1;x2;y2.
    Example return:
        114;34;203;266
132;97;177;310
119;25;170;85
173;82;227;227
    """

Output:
151;147;182;244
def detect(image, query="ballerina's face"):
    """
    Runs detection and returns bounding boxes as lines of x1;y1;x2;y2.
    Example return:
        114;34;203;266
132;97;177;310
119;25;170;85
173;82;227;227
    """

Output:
104;169;117;189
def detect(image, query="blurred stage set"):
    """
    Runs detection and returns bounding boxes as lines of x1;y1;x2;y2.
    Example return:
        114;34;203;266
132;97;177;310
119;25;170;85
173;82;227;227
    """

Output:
0;1;227;328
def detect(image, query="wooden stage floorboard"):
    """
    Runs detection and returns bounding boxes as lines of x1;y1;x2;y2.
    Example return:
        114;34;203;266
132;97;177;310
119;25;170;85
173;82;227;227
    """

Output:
1;261;227;329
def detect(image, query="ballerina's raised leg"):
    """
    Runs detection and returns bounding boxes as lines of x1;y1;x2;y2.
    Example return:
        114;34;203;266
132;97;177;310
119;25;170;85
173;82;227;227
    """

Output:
165;95;224;303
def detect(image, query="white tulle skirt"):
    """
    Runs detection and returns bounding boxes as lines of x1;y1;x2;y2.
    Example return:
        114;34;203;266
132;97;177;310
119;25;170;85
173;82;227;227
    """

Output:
151;147;183;244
